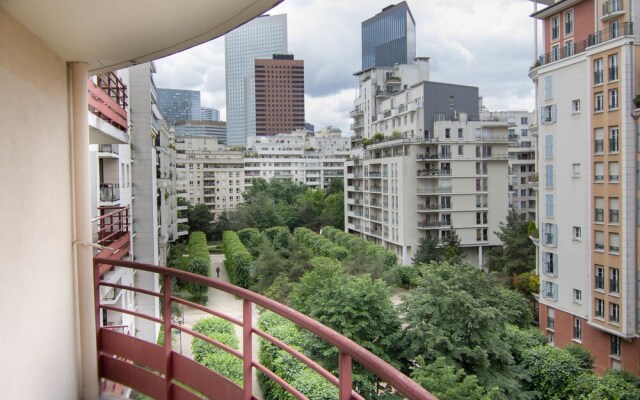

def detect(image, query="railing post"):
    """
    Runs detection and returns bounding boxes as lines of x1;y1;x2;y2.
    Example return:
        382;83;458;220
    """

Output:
163;274;173;399
243;299;253;400
339;351;353;400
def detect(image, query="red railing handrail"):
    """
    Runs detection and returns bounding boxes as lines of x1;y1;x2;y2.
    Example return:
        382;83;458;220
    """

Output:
93;257;437;400
88;79;128;131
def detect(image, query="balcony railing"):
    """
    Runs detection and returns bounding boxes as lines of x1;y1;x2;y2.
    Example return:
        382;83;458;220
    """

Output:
100;183;120;202
93;258;435;400
602;0;624;18
88;76;128;131
537;22;633;67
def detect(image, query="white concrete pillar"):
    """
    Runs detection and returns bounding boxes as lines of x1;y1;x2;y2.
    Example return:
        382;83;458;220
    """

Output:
478;246;483;270
71;62;99;400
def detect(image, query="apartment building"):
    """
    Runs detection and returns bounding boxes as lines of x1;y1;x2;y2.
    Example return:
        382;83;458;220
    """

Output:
346;62;509;265
481;110;537;220
175;136;245;220
244;127;350;189
530;0;639;374
255;54;305;136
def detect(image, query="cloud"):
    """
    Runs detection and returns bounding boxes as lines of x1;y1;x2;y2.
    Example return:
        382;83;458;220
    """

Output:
154;0;538;131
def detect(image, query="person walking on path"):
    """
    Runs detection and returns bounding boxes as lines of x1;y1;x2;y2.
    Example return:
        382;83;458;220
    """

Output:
216;265;221;278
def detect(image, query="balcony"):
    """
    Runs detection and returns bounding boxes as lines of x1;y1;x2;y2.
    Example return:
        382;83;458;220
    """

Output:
602;0;625;21
536;22;633;67
417;169;451;177
100;183;121;203
94;257;434;400
88;74;128;132
99;144;120;155
418;220;444;229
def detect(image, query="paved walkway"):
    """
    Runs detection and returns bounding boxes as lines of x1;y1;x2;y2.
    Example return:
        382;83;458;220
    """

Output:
176;253;263;400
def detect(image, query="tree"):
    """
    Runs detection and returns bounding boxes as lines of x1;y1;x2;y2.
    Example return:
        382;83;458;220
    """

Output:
486;209;535;276
441;229;462;263
412;235;441;265
320;192;344;230
187;203;213;236
521;345;589;399
326;177;344;195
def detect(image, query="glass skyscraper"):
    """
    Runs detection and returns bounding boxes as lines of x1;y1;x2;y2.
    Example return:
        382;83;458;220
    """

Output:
225;14;288;146
156;88;201;125
361;2;416;70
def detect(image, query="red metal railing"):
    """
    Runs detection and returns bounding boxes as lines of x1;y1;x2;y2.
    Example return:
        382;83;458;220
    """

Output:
93;257;437;400
88;76;128;131
94;207;130;275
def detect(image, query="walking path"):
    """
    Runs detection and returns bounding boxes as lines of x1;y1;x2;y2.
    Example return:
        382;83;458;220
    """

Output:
177;253;263;400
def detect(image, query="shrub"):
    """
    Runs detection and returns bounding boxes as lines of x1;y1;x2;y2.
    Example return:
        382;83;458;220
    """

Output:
321;226;397;269
293;227;348;260
222;231;252;288
186;231;211;302
192;317;242;385
237;228;263;257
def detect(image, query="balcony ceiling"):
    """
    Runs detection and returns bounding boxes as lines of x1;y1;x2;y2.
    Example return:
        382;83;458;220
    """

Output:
1;0;283;74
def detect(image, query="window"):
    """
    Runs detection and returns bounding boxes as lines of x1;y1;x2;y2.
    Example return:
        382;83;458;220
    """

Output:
445;128;450;139
542;223;557;247
608;54;618;81
458;145;464;156
547;308;555;330
564;39;574;57
543;252;557;276
458;128;463;139
545;164;554;187
594;92;604;112
476;211;488;224
573;289;582;303
548;332;555;346
441;196;451;209
594;128;604;153
573;226;582;240
521;128;528;137
609;89;619;110
595;298;605;318
541;104;557;123
551;45;560;61
545;135;554;158
595;265;605;289
545;76;553;99
609;233;619;253
572;163;581;177
573;318;582;340
542;280;558;301
609;197;619;224
595;197;605;222
551;16;560;40
595;231;605;251
610;302;620;323
521;116;528;125
572;99;581;113
610;267;619;293
610;20;620;39
595;162;604;182
609;162;619;182
565;9;573;34
611;335;621;357
546;194;554;217
594;58;604;84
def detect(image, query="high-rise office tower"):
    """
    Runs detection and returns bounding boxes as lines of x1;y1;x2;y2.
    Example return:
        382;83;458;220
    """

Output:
255;54;305;136
200;106;220;121
225;13;288;146
529;0;639;374
361;2;416;70
156;88;201;125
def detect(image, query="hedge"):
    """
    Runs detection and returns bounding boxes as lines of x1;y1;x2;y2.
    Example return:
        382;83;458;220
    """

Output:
321;226;397;268
293;227;349;260
222;231;252;288
237;228;262;257
192;317;242;385
187;232;211;300
258;311;337;400
263;226;293;250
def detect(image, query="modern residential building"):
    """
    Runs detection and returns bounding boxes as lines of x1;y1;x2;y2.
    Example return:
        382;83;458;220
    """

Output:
529;0;639;374
347;62;509;265
129;62;178;342
200;106;220;121
245;127;350;189
225;13;288;146
156;87;201;125
481;110;537;220
174;119;227;143
175;136;245;220
361;2;416;70
255;54;305;136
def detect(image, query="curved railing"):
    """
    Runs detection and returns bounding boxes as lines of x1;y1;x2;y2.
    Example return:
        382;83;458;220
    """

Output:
93;257;436;400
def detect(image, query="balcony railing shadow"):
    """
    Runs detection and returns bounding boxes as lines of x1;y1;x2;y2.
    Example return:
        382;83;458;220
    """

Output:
93;257;436;400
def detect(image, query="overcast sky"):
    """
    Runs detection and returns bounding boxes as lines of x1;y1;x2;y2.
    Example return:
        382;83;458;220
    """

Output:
155;0;540;134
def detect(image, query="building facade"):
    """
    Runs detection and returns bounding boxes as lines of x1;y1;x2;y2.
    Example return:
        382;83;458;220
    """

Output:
347;63;509;265
174;120;227;143
225;13;288;146
156;88;201;125
175;136;245;220
361;1;416;70
200;106;220;121
255;54;305;136
530;0;639;374
244;127;350;189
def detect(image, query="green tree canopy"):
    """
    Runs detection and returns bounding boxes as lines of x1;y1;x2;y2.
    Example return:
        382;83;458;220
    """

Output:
486;209;535;276
187;203;213;236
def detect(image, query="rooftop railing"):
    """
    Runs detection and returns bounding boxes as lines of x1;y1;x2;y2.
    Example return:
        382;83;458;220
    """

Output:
94;257;436;400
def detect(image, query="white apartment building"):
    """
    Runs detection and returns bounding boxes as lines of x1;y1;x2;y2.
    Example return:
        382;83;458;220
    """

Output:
346;62;509;265
481;110;537;220
244;127;350;189
175;136;245;220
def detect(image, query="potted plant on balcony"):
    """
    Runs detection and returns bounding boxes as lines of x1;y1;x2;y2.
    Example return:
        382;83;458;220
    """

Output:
633;95;640;109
